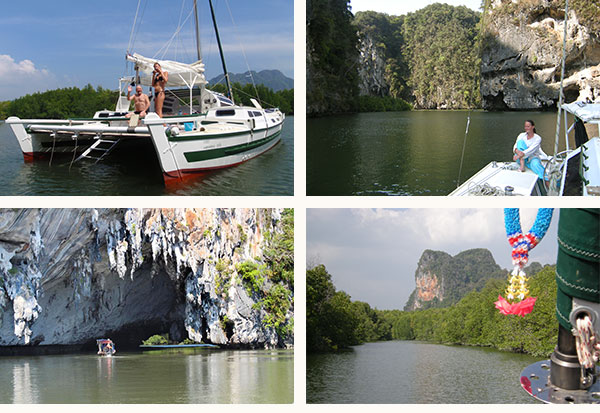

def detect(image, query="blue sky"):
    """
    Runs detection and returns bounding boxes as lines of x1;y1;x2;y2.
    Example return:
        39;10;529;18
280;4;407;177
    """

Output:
307;209;559;310
0;0;293;100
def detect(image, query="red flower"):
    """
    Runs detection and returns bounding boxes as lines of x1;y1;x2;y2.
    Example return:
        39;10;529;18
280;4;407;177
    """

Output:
495;295;536;317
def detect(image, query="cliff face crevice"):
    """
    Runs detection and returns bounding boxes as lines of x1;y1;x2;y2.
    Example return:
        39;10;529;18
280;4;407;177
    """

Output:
0;209;293;349
482;0;600;109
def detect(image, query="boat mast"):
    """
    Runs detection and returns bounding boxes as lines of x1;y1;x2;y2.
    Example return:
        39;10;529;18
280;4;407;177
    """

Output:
193;0;202;61
208;0;234;103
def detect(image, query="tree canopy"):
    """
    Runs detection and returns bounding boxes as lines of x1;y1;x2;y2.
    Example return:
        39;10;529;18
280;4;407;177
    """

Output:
307;263;558;358
2;85;119;120
307;2;483;115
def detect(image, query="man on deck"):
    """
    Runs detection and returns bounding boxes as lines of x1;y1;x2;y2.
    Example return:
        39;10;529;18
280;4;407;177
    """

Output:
125;85;151;120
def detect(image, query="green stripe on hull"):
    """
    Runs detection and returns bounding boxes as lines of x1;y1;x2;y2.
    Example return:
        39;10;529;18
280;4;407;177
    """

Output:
169;126;273;142
183;130;281;163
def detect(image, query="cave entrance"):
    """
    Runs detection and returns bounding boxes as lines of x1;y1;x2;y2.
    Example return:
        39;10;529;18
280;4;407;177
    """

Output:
91;266;187;351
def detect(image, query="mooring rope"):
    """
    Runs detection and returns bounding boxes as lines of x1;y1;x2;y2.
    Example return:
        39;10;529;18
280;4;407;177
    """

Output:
574;314;600;369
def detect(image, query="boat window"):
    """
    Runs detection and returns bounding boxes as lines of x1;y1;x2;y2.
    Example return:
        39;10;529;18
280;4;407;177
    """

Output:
217;96;234;106
247;111;255;117
253;111;262;117
216;109;236;117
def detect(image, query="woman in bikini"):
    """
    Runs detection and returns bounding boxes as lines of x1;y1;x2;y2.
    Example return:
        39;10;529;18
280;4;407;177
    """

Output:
152;62;168;117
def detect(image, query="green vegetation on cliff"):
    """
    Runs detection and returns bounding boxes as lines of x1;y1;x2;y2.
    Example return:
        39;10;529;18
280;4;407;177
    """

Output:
307;2;481;115
402;4;481;109
405;249;506;311
307;263;557;357
307;0;360;115
237;209;294;340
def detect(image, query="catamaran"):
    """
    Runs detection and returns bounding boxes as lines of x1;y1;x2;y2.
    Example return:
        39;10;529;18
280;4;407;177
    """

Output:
4;0;285;186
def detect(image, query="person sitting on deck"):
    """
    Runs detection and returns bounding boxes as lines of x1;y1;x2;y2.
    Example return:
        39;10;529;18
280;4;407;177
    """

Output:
125;85;150;120
513;119;547;180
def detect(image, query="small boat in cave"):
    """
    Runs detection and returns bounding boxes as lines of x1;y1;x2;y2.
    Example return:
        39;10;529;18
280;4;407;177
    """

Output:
4;0;285;186
97;339;116;356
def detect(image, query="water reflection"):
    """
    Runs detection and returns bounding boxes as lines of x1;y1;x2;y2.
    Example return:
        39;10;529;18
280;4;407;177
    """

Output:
307;111;568;195
12;362;38;403
307;341;538;403
0;117;293;196
0;350;292;403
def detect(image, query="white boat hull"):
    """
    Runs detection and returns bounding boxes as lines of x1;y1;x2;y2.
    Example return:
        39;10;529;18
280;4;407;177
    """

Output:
144;112;284;184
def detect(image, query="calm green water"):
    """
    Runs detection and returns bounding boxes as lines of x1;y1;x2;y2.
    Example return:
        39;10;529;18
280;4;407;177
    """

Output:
307;341;540;403
0;349;293;403
0;116;293;196
307;111;563;195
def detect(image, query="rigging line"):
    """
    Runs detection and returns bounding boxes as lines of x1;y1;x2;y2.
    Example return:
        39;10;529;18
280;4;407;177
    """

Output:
224;0;260;102
174;0;188;62
230;85;277;108
456;0;488;188
153;8;195;59
553;0;569;158
130;0;148;54
456;112;471;188
127;0;143;53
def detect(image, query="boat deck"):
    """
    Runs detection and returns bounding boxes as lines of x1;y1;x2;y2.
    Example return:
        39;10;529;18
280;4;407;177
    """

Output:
450;161;542;196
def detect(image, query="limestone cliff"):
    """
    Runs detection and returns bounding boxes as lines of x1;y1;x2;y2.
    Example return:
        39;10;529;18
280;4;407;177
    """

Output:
358;33;390;97
0;209;293;349
482;0;600;109
404;248;504;311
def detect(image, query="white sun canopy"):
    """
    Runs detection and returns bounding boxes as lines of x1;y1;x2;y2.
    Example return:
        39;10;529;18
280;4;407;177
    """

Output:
562;102;600;123
126;53;207;89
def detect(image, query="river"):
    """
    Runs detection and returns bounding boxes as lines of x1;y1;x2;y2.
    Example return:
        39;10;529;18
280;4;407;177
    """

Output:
0;116;293;196
307;341;540;403
0;349;293;403
307;111;564;195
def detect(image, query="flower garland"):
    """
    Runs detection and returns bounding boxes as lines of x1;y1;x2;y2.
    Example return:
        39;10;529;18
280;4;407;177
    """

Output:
495;208;554;317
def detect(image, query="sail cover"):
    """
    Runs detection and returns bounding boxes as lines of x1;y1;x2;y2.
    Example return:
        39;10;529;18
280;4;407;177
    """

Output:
126;53;207;88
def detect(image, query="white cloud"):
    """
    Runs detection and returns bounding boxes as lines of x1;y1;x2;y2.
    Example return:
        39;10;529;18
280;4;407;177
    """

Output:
0;55;58;100
0;55;49;77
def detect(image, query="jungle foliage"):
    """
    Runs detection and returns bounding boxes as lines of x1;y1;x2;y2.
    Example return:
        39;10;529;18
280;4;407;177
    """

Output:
402;4;481;109
307;264;558;357
0;82;293;121
307;2;481;115
2;85;119;120
307;0;360;115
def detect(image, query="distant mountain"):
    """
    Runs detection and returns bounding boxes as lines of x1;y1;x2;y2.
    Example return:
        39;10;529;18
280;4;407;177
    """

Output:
208;70;293;92
404;248;506;311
